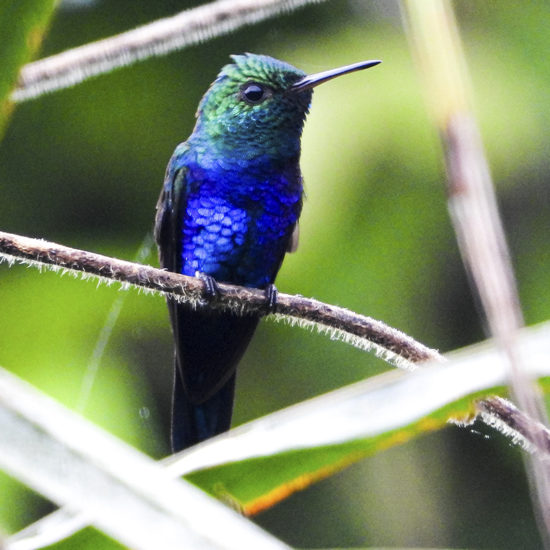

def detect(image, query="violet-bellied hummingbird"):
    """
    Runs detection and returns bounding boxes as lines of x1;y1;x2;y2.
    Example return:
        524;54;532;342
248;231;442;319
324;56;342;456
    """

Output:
155;53;381;451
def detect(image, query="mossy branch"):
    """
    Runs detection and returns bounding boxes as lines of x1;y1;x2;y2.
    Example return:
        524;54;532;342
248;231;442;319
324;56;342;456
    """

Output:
3;228;550;457
0;229;438;369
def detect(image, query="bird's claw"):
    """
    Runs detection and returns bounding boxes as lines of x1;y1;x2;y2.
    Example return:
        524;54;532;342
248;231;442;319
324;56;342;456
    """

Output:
196;272;220;300
264;284;278;314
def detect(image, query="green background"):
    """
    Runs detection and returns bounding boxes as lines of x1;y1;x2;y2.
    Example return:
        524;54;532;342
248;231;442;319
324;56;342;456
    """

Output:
1;1;549;548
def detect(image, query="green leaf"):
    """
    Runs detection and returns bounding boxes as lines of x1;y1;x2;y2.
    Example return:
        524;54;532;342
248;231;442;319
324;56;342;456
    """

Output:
181;323;550;514
187;387;501;515
0;0;56;137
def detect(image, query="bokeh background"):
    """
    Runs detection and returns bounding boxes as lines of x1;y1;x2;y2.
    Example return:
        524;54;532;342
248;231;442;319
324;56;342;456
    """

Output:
1;1;549;548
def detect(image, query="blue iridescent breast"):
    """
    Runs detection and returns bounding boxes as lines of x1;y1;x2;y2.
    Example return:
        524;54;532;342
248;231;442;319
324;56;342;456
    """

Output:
178;153;302;288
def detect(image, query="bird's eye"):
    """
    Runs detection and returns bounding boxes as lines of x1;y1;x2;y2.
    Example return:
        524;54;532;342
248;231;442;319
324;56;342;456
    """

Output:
240;82;269;104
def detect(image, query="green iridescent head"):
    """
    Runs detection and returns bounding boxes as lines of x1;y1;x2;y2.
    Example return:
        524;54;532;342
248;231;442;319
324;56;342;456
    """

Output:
190;53;382;161
192;54;311;160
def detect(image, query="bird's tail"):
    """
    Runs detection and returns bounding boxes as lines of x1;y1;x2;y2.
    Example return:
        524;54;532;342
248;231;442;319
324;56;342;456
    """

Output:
171;366;236;452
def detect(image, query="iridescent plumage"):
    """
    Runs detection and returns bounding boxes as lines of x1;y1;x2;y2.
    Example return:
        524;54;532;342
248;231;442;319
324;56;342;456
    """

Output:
155;53;380;451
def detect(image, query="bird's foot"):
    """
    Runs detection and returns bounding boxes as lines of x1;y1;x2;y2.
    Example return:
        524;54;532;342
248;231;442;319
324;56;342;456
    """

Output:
196;272;220;300
264;284;278;314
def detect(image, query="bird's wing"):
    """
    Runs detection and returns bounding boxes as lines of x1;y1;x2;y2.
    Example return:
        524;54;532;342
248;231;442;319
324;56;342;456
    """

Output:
154;143;189;272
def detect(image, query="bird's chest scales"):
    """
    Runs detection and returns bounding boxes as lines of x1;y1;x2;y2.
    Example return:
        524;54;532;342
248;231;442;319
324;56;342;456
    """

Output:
180;162;302;286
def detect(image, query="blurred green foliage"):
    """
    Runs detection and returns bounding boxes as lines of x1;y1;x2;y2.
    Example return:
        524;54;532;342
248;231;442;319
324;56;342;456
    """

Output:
0;0;58;538
1;1;549;548
0;0;56;136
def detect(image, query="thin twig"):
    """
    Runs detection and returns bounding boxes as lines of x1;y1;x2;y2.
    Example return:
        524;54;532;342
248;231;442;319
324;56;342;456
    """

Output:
0;230;438;369
477;396;550;455
12;0;324;102
3;228;549;459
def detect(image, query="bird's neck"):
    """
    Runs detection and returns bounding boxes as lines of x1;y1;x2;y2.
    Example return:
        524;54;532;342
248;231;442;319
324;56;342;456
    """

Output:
182;131;302;203
189;122;302;168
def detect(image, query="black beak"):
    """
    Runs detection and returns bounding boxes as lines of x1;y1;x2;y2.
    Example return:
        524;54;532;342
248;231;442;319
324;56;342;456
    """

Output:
291;59;382;93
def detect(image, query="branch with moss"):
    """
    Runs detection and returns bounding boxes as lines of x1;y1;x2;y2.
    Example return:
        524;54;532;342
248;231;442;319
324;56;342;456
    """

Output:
0;229;438;369
477;397;550;454
2;227;550;455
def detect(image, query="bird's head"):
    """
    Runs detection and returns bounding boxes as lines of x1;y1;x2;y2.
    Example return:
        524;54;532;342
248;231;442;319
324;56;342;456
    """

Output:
191;53;381;162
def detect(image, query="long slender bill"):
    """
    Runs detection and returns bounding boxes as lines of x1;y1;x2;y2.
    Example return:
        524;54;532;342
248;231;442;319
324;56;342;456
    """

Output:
291;59;381;92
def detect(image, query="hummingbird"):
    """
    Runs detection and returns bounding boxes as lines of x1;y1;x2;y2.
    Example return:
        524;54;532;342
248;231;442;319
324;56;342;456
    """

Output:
155;53;380;452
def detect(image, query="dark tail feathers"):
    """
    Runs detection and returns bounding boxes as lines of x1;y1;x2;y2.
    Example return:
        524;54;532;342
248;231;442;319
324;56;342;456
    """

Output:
171;367;236;452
